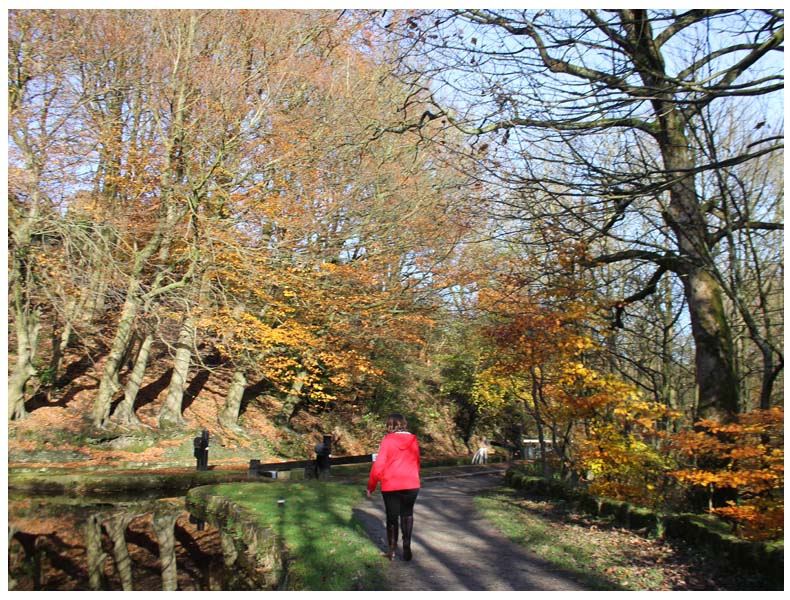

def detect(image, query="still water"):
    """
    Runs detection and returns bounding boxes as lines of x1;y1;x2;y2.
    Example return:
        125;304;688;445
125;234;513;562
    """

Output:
7;493;269;591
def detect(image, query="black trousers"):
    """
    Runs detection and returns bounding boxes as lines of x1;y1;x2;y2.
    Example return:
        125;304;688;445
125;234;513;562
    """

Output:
381;488;419;526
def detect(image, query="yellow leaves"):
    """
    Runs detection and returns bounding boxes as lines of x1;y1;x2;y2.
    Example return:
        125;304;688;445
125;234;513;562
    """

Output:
559;361;593;383
612;399;679;431
199;307;317;357
472;263;675;507
575;388;681;507
471;377;509;410
581;426;675;507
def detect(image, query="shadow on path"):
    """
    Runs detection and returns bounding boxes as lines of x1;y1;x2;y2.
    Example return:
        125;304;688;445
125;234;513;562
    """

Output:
354;466;590;591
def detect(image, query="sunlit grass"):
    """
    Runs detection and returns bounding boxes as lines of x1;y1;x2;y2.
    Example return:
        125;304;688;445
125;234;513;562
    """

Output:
205;480;386;590
474;489;668;591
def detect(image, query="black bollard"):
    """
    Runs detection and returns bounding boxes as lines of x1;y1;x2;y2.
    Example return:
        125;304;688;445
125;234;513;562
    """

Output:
189;514;206;531
314;434;332;479
194;429;209;471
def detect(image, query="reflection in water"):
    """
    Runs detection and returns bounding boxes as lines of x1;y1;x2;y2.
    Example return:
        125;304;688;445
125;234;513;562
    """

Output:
7;495;272;591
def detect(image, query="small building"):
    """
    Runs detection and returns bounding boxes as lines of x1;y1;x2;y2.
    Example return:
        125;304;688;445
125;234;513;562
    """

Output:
521;438;553;460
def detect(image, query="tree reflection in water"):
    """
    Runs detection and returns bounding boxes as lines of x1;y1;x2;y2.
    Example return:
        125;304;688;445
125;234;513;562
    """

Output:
8;495;271;591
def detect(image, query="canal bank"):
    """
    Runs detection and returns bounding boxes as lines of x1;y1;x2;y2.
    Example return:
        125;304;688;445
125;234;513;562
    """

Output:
7;460;510;590
7;463;253;497
7;454;491;496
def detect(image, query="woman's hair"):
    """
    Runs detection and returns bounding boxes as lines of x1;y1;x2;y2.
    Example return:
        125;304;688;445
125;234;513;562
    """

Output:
385;413;408;433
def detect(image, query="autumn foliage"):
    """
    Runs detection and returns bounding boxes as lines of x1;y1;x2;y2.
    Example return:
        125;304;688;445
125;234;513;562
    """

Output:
8;9;474;429
7;9;783;545
460;245;783;540
670;408;784;540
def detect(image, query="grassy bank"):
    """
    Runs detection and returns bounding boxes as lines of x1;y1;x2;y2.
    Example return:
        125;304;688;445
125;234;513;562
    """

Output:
474;487;777;591
190;480;387;590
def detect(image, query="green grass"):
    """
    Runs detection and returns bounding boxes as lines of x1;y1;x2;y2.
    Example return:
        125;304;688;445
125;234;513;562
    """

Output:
202;480;386;591
474;489;669;591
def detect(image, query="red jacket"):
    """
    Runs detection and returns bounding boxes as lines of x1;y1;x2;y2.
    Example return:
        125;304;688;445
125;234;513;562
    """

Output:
367;432;420;492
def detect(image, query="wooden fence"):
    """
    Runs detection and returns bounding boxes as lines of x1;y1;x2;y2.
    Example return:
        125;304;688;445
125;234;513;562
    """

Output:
247;434;375;479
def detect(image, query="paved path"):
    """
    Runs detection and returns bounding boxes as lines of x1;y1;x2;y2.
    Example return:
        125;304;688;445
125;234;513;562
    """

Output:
353;465;588;591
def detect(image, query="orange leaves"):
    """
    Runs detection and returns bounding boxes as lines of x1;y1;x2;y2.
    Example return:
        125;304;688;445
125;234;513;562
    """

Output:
673;467;782;492
712;504;784;538
10;9;478;423
694;407;784;437
669;408;784;540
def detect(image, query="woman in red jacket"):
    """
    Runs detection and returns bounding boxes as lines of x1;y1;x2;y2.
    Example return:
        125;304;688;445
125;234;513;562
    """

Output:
366;413;420;561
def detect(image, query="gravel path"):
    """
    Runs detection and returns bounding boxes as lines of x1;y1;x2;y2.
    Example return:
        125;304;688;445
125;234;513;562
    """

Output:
353;464;588;591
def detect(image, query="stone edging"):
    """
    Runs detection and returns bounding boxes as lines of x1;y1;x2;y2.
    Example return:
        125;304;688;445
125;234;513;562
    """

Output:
185;486;286;590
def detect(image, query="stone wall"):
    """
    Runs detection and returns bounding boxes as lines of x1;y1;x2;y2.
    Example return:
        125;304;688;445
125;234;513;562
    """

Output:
185;487;285;590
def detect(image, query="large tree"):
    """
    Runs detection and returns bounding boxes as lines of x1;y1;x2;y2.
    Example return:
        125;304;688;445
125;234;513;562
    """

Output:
383;9;784;423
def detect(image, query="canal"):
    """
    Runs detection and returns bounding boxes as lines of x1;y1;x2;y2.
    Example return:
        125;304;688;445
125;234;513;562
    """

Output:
7;492;270;591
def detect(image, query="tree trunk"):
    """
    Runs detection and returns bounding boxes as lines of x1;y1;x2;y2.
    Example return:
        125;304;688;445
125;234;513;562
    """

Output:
158;315;194;428
152;511;179;592
83;514;108;591
113;333;154;427
219;369;247;429
91;289;142;427
757;339;780;410
104;513;136;591
658;104;740;423
681;267;739;422
47;298;77;384
527;367;552;478
277;369;309;424
8;206;42;421
83;263;110;324
92;217;167;428
8;306;40;421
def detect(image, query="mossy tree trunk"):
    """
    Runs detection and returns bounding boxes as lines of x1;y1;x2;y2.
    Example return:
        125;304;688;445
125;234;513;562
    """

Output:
8;304;40;421
91;285;144;428
219;369;247;429
113;333;154;427
278;369;309;424
158;315;194;429
8;185;44;421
